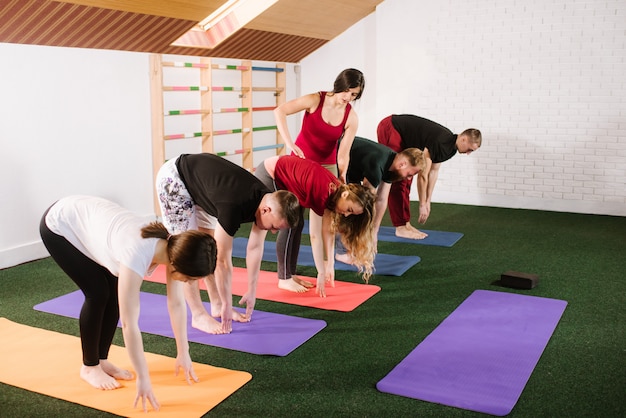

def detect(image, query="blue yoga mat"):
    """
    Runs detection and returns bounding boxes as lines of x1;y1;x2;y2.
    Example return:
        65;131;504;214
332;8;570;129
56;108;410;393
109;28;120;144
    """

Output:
302;220;463;247
34;290;326;356
375;226;463;247
232;237;420;276
376;290;567;416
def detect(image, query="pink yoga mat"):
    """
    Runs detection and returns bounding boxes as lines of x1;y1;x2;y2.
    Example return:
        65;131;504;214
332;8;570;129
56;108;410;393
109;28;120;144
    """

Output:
144;265;380;312
376;290;567;416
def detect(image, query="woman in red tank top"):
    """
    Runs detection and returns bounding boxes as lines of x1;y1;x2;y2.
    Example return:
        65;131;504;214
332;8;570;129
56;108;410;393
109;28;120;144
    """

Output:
274;69;365;183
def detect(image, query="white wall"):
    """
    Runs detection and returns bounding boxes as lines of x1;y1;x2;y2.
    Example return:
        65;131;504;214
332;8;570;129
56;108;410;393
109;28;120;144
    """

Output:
0;43;154;269
299;13;378;138
0;44;298;269
304;0;626;216
2;0;625;268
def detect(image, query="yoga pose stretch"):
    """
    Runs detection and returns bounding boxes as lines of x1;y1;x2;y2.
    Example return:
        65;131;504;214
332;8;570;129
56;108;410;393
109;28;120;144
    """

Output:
40;195;217;412
377;114;482;239
255;155;376;297
335;136;426;264
274;68;365;183
156;153;300;334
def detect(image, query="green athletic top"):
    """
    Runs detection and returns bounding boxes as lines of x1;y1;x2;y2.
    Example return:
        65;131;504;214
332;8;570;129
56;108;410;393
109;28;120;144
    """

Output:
343;137;396;187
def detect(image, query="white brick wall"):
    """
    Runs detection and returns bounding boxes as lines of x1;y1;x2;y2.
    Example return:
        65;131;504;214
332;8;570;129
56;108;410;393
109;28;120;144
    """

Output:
375;0;626;215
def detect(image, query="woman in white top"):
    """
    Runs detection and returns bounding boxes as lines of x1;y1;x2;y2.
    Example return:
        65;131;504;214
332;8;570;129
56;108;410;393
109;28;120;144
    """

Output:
40;195;217;412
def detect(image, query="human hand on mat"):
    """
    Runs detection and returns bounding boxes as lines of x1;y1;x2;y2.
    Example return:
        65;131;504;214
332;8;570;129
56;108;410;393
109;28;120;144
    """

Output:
134;378;160;413
175;352;199;385
324;260;336;289
220;303;233;333
418;202;431;224
315;272;334;298
238;292;256;321
316;274;327;298
326;261;335;287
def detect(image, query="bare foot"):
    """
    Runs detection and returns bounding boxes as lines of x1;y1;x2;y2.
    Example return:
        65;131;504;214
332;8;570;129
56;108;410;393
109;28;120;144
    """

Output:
209;305;249;323
100;359;133;381
278;278;309;293
191;313;228;334
407;223;428;237
395;224;428;240
292;276;315;288
335;253;354;265
80;364;121;390
232;309;250;323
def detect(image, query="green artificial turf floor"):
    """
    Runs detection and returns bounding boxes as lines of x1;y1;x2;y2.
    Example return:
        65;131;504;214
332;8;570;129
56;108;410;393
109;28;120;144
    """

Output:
1;203;625;417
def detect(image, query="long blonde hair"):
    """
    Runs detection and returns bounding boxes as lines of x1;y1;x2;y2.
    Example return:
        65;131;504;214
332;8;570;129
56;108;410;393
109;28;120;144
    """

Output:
327;183;376;282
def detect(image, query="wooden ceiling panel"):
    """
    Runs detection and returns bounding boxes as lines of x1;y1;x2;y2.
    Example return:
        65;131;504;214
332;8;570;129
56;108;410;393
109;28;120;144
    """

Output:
245;0;382;40
195;28;328;63
0;0;196;51
0;0;383;62
54;0;223;21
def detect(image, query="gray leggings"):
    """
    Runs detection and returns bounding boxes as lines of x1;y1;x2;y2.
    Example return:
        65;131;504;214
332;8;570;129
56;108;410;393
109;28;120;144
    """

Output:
255;162;305;280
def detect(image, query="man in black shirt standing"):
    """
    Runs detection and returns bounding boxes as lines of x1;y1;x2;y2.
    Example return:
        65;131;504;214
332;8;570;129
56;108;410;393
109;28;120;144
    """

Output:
377;114;482;240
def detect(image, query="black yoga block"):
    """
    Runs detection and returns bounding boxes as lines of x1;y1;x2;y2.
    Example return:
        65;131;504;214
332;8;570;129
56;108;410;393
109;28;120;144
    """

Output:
500;270;539;289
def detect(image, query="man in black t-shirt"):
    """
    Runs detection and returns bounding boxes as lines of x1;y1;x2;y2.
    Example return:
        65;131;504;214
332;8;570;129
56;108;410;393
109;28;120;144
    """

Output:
377;115;482;240
156;153;300;334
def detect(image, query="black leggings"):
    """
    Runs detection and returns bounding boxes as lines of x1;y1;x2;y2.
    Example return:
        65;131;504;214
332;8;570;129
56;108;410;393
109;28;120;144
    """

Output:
39;209;119;367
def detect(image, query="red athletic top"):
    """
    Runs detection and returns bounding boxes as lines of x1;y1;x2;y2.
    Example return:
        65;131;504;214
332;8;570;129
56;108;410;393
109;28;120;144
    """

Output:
293;91;351;165
274;156;340;216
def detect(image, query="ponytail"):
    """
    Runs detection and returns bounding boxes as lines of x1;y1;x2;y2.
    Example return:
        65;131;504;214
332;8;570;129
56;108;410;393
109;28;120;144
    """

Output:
141;222;217;278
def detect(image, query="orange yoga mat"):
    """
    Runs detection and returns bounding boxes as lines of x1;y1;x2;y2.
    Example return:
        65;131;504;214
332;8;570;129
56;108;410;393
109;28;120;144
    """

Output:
0;318;251;417
145;265;380;312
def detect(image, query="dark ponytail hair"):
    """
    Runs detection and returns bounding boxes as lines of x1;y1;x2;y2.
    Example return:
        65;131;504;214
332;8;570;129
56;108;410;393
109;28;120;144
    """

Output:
141;222;217;278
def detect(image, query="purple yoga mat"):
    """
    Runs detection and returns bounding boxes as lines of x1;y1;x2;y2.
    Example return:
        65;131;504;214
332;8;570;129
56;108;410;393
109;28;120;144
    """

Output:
376;290;567;416
34;290;326;356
